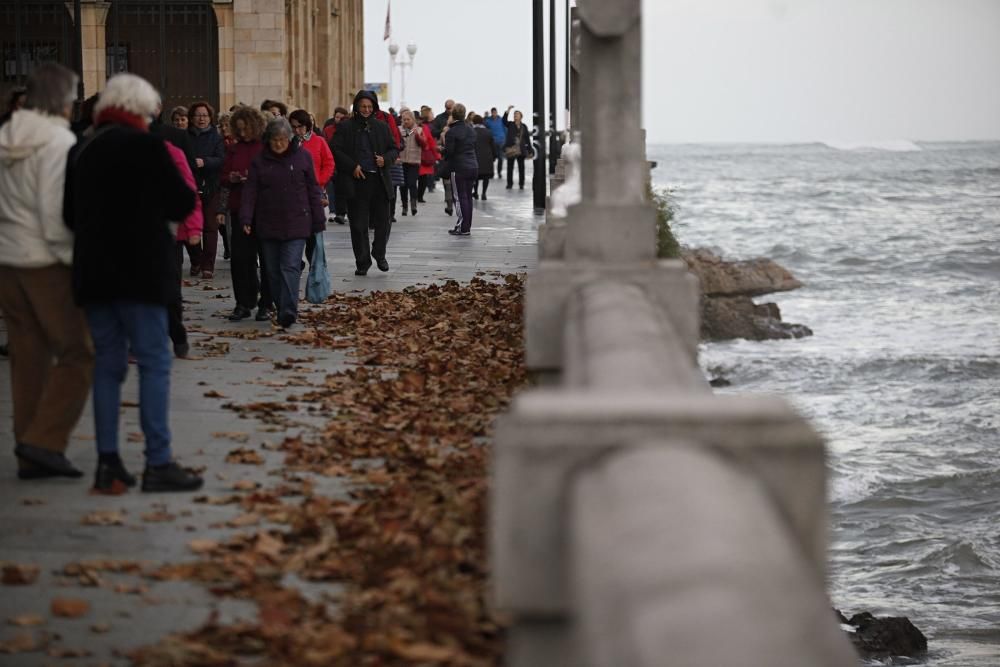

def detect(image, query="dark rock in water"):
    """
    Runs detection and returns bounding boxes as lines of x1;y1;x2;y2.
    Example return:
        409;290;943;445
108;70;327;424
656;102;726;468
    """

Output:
836;609;928;660
683;248;813;342
682;248;803;297
701;295;813;342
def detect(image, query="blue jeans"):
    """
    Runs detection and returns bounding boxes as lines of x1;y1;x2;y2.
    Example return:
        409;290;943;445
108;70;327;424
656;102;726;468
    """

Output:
260;238;306;324
85;302;172;466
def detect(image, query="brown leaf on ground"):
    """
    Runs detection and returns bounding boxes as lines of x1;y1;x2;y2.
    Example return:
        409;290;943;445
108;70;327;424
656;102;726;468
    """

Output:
47;646;92;658
81;510;126;526
1;563;40;585
187;539;220;555
7;613;45;627
0;631;41;654
91;622;112;633
203;390;227;398
51;597;89;618
224;447;264;465
141;511;176;523
212;431;250;442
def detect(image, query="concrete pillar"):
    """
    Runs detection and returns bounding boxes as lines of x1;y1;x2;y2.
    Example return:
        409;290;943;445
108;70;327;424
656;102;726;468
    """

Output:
564;0;656;263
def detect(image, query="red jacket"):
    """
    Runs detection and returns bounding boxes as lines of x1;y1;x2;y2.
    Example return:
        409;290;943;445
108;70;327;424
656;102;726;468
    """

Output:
299;133;334;187
376;110;402;149
219;139;264;213
164;140;203;241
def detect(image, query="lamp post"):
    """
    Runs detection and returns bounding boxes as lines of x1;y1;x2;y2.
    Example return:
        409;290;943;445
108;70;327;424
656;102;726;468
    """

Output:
388;42;417;109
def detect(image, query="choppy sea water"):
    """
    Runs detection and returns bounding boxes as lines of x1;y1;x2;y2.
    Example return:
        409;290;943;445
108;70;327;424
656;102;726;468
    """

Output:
650;141;1000;666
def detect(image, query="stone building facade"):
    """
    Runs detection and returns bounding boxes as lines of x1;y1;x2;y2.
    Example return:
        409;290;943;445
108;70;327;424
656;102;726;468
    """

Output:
1;0;364;118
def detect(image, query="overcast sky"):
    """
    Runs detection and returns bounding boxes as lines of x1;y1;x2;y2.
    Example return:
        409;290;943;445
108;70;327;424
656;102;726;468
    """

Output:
363;0;1000;144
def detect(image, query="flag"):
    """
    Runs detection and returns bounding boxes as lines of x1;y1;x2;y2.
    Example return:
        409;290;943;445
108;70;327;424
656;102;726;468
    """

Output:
383;1;391;41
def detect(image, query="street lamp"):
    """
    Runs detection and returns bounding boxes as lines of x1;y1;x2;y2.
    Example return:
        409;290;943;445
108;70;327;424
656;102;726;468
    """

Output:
388;42;417;109
388;42;399;108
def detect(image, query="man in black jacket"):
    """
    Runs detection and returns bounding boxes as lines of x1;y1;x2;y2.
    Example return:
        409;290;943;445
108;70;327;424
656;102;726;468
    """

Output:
333;90;399;275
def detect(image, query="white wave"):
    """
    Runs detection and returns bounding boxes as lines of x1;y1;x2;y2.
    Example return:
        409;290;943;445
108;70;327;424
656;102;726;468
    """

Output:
822;139;923;152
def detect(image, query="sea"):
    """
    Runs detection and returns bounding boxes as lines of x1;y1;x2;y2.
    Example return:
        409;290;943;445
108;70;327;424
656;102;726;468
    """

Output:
649;140;1000;666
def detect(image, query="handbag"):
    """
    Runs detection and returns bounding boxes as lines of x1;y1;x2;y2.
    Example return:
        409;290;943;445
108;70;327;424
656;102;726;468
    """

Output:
435;158;453;179
305;232;331;304
504;144;522;159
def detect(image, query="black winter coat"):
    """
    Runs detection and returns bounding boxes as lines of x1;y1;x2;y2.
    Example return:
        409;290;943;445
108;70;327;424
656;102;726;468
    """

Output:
502;111;533;157
474;126;497;178
188;125;225;197
443;122;478;177
333;116;399;201
66;125;195;306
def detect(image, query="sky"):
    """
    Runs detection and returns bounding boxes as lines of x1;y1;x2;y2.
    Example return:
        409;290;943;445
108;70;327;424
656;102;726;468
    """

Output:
363;0;1000;144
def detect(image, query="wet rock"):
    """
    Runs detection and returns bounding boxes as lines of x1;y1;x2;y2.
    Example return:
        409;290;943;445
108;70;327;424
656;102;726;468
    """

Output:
682;248;803;298
836;609;928;660
701;295;812;342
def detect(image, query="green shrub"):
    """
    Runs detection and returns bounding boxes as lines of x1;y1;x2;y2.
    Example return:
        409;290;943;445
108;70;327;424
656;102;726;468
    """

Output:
647;183;680;259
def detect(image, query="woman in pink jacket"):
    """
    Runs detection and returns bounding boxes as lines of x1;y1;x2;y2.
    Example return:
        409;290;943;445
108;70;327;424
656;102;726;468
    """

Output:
164;140;202;358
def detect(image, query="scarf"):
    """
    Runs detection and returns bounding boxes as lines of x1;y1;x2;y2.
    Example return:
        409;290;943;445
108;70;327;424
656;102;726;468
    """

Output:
94;107;149;132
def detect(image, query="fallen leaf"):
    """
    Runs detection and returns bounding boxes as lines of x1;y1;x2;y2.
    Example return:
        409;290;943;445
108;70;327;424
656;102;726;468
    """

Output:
1;563;40;585
51;598;89;618
7;613;44;627
81;510;126;526
225;447;264;465
187;539;220;555
0;631;40;654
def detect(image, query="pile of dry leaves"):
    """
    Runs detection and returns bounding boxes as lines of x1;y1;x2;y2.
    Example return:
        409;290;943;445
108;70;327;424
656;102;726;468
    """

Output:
131;276;528;666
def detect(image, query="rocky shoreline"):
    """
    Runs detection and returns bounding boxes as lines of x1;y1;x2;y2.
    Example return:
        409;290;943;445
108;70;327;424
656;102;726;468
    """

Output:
683;248;813;342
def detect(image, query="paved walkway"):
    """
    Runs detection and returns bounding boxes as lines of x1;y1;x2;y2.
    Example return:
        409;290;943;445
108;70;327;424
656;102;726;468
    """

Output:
0;182;539;665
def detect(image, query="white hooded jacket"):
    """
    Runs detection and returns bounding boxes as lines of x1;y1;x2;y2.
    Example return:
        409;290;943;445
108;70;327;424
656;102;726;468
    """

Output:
0;108;77;267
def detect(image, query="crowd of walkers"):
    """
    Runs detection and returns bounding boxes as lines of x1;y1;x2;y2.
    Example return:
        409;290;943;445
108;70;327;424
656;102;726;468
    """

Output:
0;64;535;494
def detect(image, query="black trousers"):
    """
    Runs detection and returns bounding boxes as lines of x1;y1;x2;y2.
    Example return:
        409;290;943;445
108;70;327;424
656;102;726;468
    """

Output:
400;164;419;210
231;224;273;311
417;174;432;201
168;242;187;346
507;155;526;187
480;177;491;198
347;175;390;270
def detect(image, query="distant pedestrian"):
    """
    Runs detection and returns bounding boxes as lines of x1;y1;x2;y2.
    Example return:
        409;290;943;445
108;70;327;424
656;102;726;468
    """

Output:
289;109;334;264
187;101;225;277
260;99;288;118
483;107;506;177
65;72;202;493
170;105;188;130
332;90;399;275
218;111;236;147
398;109;425;217
239;117;325;328
503;105;533;189
218;106;272;322
321;106;350;225
432;99;455;139
0;63;93;481
162;136;203;359
443;103;478;236
419;106;438;194
472;114;497;201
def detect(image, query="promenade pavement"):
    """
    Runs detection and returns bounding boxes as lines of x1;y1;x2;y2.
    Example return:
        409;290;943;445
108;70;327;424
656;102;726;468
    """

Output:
0;181;539;665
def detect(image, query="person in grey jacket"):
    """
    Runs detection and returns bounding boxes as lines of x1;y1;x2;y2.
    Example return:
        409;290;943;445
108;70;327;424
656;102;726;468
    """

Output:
442;104;479;236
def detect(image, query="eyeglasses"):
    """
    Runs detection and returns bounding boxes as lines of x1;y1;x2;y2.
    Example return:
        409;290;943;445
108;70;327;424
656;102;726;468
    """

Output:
192;113;210;119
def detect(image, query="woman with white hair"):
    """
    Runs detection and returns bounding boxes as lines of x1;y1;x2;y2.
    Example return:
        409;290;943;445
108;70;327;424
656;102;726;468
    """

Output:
0;62;94;480
65;73;203;494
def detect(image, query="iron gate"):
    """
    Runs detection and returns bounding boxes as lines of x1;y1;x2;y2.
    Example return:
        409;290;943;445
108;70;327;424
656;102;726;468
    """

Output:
106;0;218;114
0;0;73;102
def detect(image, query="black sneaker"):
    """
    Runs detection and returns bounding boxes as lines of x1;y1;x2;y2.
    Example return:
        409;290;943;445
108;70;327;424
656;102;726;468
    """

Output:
228;306;252;321
255;307;272;322
376;259;389;272
93;459;137;494
277;314;295;329
173;341;190;359
401;208;407;217
355;266;369;276
411;206;417;216
445;207;453;216
223;250;231;260
14;443;83;478
448;228;471;236
334;215;346;225
141;462;203;493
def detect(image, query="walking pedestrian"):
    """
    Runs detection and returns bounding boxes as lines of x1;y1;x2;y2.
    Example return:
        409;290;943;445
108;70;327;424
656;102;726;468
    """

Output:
418;107;438;197
443;104;478;236
483;107;506;177
163;137;202;359
289;109;334;264
398;109;424;217
0;63;94;480
187;101;225;278
170;106;188;130
321;106;350;224
332;90;399;276
503;105;533;189
239;117;325;328
260;100;288;118
65;73;202;493
473;114;497;201
218;106;272;322
431;99;454;139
